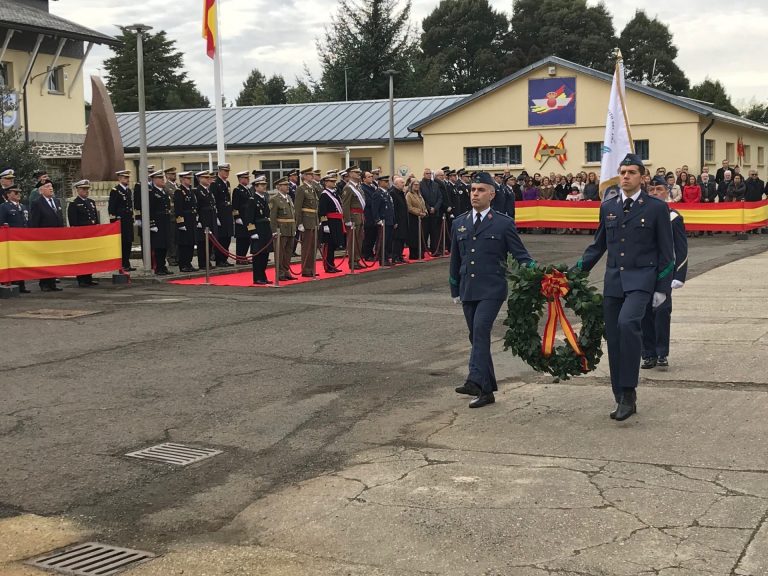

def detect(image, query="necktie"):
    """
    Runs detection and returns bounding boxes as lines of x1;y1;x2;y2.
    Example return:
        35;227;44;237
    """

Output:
623;198;633;214
475;212;482;230
49;199;56;210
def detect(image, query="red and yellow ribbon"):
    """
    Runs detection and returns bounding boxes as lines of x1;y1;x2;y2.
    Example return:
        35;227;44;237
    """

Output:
540;269;588;372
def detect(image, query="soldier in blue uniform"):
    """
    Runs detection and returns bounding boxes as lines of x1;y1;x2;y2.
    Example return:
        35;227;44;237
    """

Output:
67;179;101;287
0;186;31;293
210;163;233;267
449;172;534;408
147;170;172;275
108;170;136;271
641;175;688;369
372;175;395;265
174;171;199;272
232;170;255;259
574;154;675;421
247;175;272;284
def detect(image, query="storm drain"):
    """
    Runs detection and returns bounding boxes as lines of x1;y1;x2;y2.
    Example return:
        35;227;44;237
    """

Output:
26;542;155;575
124;442;222;466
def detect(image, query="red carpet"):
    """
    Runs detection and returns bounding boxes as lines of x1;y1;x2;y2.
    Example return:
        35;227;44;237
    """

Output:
170;253;442;287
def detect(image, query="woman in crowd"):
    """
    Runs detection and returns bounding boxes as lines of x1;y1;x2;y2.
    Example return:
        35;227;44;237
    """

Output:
405;179;427;260
582;172;599;201
521;177;539;201
666;173;682;202
539;176;555;200
727;173;746;202
682;174;701;203
554;175;569;200
532;173;542;187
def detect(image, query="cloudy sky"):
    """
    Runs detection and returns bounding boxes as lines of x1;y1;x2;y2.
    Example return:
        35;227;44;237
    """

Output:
52;0;765;107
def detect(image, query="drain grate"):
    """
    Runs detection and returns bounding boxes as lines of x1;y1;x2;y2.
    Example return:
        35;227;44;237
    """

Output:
125;442;222;466
7;309;99;320
27;542;155;575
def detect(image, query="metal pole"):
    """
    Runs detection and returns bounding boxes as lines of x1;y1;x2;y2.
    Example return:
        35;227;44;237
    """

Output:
312;226;318;279
386;71;395;179
417;217;423;261
213;0;226;164
344;66;348;102
273;231;280;287
349;226;356;274
441;215;446;257
204;227;210;284
380;221;385;267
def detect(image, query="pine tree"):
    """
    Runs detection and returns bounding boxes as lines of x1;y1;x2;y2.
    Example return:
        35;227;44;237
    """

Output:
688;79;739;115
264;75;288;105
742;101;768;125
618;10;689;95
104;30;210;112
235;69;267;106
317;0;419;101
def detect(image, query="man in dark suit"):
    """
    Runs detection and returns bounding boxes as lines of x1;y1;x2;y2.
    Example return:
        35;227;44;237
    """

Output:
67;179;101;287
194;170;218;270
108;169;136;271
28;179;65;291
449;172;534;408
420;168;442;256
574;154;675;421
641;176;688;370
209;163;233;266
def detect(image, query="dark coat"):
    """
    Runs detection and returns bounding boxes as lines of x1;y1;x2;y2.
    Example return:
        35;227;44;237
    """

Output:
246;191;272;254
361;182;377;223
194;186;218;234
420;178;443;213
0;201;28;227
579;191;675;298
390;187;408;241
700;180;718;203
29;196;64;228
318;188;345;249
67;196;100;227
210;176;234;236
745;177;765;202
670;209;688;285
372;187;395;226
449;210;533;301
148;184;171;249
232;184;255;239
108;183;134;242
174;185;198;246
454;181;471;214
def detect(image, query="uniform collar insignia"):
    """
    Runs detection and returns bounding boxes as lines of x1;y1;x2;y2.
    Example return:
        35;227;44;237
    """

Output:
607;213;617;220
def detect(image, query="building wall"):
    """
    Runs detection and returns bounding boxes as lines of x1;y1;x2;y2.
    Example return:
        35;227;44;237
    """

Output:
2;48;86;137
699;121;768;179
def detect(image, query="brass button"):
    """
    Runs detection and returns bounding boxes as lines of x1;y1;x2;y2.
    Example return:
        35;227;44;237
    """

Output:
470;273;475;278
472;236;476;240
620;252;624;257
621;224;626;228
620;266;624;271
471;248;475;252
470;261;475;265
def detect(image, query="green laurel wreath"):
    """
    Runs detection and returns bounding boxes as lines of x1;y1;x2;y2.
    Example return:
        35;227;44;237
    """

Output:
503;261;604;380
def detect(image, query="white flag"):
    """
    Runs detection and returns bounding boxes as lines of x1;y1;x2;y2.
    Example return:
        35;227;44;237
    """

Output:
600;53;634;198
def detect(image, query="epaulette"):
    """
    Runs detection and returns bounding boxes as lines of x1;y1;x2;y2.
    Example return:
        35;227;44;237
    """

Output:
646;194;666;203
492;210;512;220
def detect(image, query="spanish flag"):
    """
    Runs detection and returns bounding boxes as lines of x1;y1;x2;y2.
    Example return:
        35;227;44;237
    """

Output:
203;0;216;59
0;222;122;283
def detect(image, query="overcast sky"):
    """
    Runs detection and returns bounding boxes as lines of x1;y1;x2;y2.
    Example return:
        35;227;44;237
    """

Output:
52;0;766;108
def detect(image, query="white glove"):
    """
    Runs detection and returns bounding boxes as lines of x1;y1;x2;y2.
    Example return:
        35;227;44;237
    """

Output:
347;222;354;229
150;226;158;232
652;292;667;308
272;231;278;237
250;233;259;239
216;218;221;226
135;219;142;228
235;218;243;225
671;280;684;290
196;222;202;228
452;296;461;304
179;226;186;231
323;225;330;233
298;224;305;232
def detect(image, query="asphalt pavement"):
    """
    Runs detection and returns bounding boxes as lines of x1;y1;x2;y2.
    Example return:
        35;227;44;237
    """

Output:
1;232;767;576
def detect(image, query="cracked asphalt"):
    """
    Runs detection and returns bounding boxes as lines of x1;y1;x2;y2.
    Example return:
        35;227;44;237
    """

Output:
1;233;768;576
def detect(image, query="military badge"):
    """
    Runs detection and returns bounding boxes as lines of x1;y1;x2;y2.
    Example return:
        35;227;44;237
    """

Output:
606;213;617;221
458;225;467;232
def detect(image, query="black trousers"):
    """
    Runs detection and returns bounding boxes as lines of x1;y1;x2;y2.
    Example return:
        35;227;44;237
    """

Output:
362;224;377;258
462;299;505;394
251;250;268;282
235;236;250;258
153;248;167;272
603;291;651;400
393;238;405;260
383;225;394;260
178;244;194;268
121;237;133;268
425;213;440;254
198;232;214;269
641;294;672;359
215;232;231;263
166;214;178;264
76;274;93;285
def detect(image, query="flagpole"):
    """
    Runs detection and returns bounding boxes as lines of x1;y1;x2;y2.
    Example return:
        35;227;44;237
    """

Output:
213;0;226;164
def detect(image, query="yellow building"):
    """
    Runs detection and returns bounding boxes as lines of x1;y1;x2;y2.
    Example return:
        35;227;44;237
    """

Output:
0;0;117;189
117;56;768;184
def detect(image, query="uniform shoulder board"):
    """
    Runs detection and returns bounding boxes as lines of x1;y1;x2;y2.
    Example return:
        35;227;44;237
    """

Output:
645;194;665;203
670;210;680;221
457;210;470;219
492;209;512;219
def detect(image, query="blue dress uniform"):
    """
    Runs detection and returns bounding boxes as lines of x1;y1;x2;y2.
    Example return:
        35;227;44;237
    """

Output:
67;181;101;287
210;166;233;266
642;208;688;365
371;179;395;263
108;174;134;270
576;155;675;418
0;190;30;292
174;177;199;272
449;179;534;404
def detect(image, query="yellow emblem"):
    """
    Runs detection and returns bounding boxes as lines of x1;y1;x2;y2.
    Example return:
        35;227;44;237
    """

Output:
458;225;467;232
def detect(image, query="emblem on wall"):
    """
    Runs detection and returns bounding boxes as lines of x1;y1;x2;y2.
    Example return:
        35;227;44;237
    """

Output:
534;133;568;168
528;78;576;126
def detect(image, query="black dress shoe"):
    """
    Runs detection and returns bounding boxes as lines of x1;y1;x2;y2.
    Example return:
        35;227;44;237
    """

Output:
614;389;637;421
657;356;668;367
253;279;269;285
125;266;137;271
469;393;495;408
301;273;314;277
455;381;482;396
610;405;618;419
641;357;657;369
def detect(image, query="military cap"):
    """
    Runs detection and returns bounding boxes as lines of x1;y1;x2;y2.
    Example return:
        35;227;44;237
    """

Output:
472;172;495;187
494;172;504;177
339;169;348;177
348;165;361;173
39;178;53;186
236;170;249;178
300;167;314;175
149;170;164;178
313;169;322;176
252;175;267;185
146;165;155;172
115;169;131;177
73;179;91;189
651;175;667;186
376;174;390;182
447;170;456;176
0;169;15;179
4;186;21;193
619;153;644;170
440;166;450;172
321;173;337;183
163;166;177;174
371;167;381;174
195;170;212;178
33;169;47;178
275;177;289;186
217;163;231;171
287;169;299;177
178;171;193;178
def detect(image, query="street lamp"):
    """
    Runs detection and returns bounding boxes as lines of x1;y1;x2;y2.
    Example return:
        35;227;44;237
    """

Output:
122;23;153;273
344;65;349;102
23;63;70;143
384;70;398;179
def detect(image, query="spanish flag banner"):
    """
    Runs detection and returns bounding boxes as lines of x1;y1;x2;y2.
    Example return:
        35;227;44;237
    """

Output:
514;200;768;232
0;222;122;283
203;0;216;59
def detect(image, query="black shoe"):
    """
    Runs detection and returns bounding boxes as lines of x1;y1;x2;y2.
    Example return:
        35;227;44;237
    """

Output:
614;390;637;421
610;405;618;420
641;357;657;369
19;288;31;294
301;273;314;277
253;279;269;285
41;285;63;292
155;269;171;276
88;280;99;286
469;393;495;408
124;266;137;272
657;356;668;367
219;261;233;267
455;381;482;396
